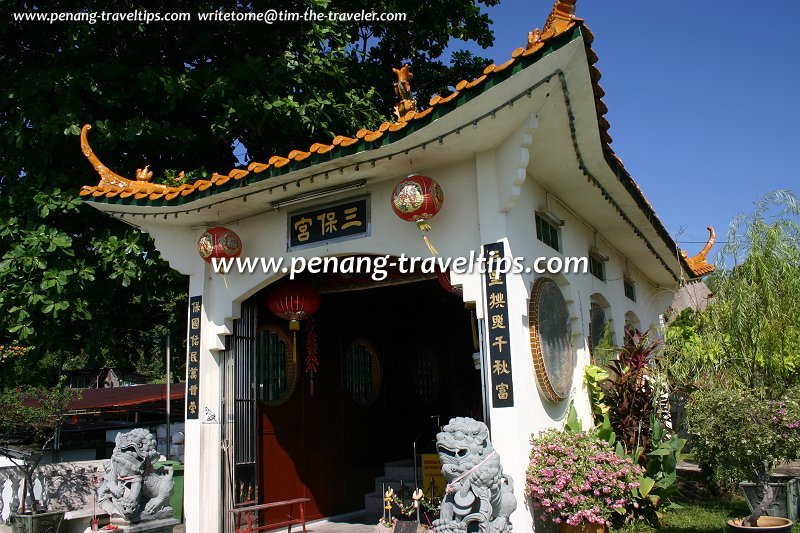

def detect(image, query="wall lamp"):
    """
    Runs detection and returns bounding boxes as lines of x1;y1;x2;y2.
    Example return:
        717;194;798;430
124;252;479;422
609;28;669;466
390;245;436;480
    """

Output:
535;207;565;227
267;180;367;211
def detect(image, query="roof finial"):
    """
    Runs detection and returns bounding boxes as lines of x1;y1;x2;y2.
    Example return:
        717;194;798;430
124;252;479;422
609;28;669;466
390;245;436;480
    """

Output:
681;226;716;277
392;64;417;119
526;0;579;50
541;0;579;39
80;124;132;188
526;29;541;50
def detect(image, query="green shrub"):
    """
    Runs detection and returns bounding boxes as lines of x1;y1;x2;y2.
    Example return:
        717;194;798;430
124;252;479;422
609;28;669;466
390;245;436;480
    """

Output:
686;387;800;524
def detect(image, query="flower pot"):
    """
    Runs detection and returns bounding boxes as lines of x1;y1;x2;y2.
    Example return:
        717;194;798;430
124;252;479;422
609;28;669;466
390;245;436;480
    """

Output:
10;510;65;533
559;522;608;533
727;516;794;532
740;477;800;521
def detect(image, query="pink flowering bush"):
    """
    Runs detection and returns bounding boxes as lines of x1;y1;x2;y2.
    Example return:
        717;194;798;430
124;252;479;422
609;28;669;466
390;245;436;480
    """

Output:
526;428;642;526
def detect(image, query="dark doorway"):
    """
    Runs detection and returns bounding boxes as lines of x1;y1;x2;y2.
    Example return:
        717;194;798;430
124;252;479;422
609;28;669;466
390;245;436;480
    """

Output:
252;276;483;524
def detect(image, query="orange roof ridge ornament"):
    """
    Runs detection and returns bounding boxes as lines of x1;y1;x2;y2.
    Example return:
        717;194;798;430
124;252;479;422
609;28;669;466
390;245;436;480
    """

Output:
681;226;716;277
528;0;581;49
80;124;134;189
80;124;168;196
392;64;417;119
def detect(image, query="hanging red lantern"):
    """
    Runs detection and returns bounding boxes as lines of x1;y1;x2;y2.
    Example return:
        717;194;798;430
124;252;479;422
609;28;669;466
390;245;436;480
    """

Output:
391;174;444;255
267;282;321;364
197;227;242;262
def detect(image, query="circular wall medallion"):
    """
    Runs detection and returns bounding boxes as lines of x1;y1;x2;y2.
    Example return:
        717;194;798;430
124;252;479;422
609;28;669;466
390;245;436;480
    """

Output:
256;325;298;407
529;278;575;402
343;340;381;406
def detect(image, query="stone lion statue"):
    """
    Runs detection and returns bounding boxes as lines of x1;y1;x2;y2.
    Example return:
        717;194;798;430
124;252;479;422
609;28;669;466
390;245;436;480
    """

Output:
97;428;174;523
432;417;516;533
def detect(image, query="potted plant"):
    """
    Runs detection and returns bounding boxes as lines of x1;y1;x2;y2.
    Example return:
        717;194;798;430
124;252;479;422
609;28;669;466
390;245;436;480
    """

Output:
686;388;800;531
525;426;641;532
0;385;79;533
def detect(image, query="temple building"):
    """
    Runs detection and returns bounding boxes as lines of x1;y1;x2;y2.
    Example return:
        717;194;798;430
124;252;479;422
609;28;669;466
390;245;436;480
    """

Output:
78;1;713;531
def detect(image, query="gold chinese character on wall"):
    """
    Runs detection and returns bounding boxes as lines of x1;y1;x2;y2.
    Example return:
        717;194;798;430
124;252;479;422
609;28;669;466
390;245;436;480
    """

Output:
495;383;510;400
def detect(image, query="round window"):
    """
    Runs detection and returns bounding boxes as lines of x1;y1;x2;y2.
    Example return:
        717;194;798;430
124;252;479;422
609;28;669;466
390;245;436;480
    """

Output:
529;278;575;402
343;340;381;406
256;325;298;407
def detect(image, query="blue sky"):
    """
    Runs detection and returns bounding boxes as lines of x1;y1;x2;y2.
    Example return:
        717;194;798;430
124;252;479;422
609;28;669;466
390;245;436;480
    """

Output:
451;0;800;257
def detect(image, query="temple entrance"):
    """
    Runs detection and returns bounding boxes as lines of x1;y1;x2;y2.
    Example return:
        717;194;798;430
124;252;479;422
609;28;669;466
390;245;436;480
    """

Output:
248;273;483;525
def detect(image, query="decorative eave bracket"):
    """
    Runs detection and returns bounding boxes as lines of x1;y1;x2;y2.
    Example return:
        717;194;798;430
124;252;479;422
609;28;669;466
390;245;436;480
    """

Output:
496;113;539;213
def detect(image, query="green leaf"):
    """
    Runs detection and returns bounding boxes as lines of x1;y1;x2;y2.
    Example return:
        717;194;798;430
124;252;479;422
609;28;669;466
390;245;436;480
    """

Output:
647;448;672;456
638;476;656;498
565;404;581;434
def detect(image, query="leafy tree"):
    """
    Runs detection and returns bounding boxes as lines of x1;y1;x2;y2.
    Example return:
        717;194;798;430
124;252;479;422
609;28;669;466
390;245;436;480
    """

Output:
672;191;800;524
708;190;800;391
665;190;800;393
0;386;81;514
687;387;800;526
0;0;497;386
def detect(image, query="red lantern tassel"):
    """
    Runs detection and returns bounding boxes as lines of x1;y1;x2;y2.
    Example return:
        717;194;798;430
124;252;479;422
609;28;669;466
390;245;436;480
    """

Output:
305;318;319;397
423;234;438;256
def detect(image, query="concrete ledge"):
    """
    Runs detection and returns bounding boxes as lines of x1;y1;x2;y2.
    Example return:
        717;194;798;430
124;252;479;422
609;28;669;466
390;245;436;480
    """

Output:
114;518;180;533
63;508;109;520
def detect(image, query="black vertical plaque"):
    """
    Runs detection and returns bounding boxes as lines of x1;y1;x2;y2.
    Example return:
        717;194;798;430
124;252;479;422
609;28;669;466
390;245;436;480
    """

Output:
186;295;202;419
483;242;514;407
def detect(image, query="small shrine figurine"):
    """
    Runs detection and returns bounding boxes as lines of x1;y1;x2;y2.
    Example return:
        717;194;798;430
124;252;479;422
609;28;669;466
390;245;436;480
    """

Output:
393;64;417;119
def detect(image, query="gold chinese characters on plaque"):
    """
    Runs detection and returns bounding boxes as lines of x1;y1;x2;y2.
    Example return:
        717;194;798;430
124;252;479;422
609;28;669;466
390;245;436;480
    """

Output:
186;295;202;419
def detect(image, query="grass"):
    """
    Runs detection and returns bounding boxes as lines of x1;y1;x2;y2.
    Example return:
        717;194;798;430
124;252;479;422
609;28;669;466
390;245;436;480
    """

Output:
616;497;800;532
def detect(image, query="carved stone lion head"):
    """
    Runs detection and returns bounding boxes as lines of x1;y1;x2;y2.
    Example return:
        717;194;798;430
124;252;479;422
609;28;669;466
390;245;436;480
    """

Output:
435;417;493;480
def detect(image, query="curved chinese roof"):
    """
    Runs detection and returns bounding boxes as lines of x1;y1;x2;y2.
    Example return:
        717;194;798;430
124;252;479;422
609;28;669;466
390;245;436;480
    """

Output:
78;0;714;280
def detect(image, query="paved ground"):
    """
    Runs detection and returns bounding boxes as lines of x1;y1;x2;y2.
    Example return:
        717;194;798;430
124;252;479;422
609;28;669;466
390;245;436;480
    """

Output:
173;513;380;532
292;515;379;533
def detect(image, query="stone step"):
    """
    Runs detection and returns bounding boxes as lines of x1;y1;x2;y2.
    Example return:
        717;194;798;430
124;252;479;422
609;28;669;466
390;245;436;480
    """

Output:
383;464;418;482
373;475;420;496
364;492;384;518
363;459;426;520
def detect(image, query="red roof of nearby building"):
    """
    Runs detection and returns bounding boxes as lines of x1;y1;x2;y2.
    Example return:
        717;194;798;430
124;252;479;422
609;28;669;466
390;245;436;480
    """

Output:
67;383;184;411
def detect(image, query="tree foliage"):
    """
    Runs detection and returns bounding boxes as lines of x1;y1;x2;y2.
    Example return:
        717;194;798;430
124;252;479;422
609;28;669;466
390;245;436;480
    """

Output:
665;190;800;393
0;386;81;512
686;387;800;525
0;0;498;386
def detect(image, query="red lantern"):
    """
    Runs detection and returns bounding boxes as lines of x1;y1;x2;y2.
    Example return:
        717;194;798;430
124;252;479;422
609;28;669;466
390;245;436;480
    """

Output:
198;227;242;263
267;283;321;364
391;174;444;255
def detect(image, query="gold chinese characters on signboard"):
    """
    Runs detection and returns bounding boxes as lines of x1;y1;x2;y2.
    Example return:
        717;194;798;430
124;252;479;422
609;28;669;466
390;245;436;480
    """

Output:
186;295;202;419
289;197;369;250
